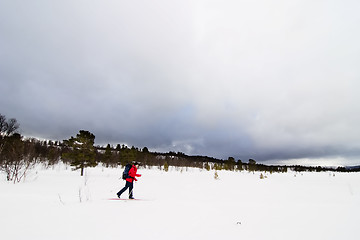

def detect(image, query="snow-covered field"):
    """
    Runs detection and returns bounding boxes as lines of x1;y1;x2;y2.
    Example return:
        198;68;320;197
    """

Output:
1;164;359;240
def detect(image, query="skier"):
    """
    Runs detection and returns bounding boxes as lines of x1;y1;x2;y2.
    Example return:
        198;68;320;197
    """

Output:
117;162;141;199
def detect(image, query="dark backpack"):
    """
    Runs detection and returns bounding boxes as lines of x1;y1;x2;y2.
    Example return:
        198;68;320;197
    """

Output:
122;164;132;180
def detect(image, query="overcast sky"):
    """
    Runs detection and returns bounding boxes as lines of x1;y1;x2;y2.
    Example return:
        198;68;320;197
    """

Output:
1;0;360;165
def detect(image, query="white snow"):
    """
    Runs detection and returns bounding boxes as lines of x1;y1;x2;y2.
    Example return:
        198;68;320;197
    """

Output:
1;165;359;240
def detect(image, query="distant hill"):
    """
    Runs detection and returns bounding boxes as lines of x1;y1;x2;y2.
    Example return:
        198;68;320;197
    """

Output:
345;165;360;171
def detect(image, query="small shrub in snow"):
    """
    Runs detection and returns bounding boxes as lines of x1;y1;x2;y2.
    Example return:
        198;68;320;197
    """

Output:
214;170;219;180
164;162;169;172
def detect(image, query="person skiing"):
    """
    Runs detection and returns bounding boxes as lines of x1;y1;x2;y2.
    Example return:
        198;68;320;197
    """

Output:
117;162;141;199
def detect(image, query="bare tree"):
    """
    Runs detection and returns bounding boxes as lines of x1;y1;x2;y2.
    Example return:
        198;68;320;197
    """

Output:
5;118;19;136
0;114;19;137
0;114;20;155
0;114;35;183
0;134;37;183
0;114;7;134
0;114;6;156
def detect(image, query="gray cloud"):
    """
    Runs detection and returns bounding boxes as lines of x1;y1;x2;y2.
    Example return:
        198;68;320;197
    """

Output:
1;0;360;165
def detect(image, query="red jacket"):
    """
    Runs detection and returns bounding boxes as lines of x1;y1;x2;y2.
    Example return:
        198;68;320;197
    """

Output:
126;165;141;182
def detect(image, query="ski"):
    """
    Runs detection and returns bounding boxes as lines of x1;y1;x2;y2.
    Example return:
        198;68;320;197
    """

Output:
108;198;142;201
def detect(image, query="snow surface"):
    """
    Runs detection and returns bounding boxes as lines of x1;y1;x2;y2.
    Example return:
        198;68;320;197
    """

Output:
1;165;359;240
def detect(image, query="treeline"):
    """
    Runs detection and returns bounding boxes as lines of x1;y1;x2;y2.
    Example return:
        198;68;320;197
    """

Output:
1;113;359;181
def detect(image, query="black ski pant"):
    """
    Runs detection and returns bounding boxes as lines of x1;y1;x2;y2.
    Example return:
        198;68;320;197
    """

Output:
117;181;133;198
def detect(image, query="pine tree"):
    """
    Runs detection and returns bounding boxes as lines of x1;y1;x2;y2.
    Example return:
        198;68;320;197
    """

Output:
103;144;112;166
116;144;121;151
236;160;243;171
62;130;97;176
248;159;257;172
204;162;210;171
226;157;236;171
